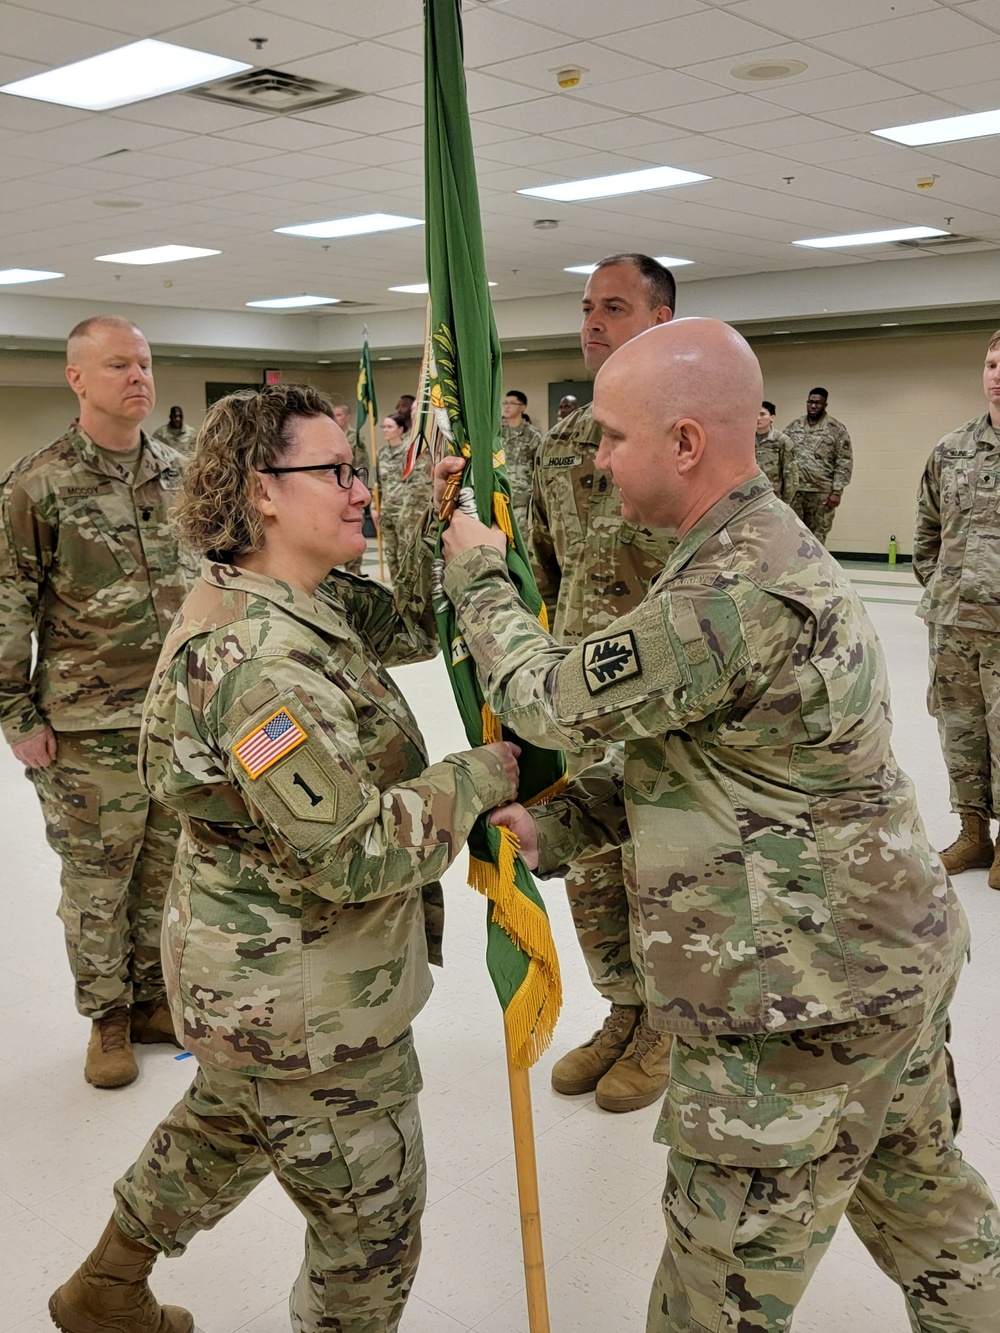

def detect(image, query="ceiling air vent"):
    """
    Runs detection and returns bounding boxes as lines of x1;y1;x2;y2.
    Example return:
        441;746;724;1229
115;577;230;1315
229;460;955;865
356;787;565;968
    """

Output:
894;234;995;255
187;68;363;115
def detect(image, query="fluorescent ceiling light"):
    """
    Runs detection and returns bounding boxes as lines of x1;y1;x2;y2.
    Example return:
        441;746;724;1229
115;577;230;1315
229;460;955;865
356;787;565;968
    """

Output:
0;39;250;112
95;245;220;265
276;213;423;239
246;295;340;309
388;281;496;294
873;108;1000;146
519;165;710;202
793;226;949;248
564;255;694;275
0;268;63;284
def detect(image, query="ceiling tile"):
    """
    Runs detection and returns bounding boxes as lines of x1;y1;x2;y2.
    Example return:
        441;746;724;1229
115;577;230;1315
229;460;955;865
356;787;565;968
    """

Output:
755;70;917;113
820;93;967;134
954;1;1000;35
723;0;938;41
252;0;418;41
581;70;724;115
11;0;232;35
656;94;791;134
501;0;706;42
934;79;1000;114
0;5;130;63
4;117;188;166
218;117;355;152
881;41;1000;92
115;96;273;134
479;41;661;94
722;116;855;151
477;95;613;135
812;8;995;65
681;42;855;94
282;43;424;96
600;8;788;65
157;10;354;67
293;94;423;136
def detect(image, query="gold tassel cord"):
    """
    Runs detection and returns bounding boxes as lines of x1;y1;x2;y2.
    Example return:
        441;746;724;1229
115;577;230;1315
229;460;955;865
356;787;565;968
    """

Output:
493;489;515;543
468;825;562;1068
481;700;502;745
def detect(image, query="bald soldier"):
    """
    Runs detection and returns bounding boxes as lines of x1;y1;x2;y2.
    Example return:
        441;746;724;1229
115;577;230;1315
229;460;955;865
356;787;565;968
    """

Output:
435;319;1000;1331
0;317;192;1087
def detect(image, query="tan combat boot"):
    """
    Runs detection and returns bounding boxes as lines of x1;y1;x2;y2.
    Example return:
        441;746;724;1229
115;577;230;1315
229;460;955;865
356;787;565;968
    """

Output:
131;996;181;1047
550;1004;640;1095
595;1012;673;1113
989;838;1000;891
938;812;993;875
49;1215;193;1333
85;1007;138;1088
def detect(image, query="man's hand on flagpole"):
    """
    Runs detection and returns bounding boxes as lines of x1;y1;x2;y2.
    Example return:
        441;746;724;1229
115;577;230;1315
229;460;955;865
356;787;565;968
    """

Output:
443;510;507;563
433;455;466;512
489;803;540;870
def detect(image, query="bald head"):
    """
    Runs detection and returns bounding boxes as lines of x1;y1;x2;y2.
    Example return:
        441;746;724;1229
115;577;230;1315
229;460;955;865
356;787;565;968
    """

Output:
592;318;763;533
67;316;143;364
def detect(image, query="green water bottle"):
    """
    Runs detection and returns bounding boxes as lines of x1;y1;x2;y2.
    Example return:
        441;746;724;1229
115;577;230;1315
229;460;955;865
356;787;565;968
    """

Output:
888;533;897;566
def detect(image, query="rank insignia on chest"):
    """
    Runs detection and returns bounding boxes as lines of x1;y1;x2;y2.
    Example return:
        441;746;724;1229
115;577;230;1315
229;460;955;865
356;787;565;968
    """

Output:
233;707;307;778
582;630;642;694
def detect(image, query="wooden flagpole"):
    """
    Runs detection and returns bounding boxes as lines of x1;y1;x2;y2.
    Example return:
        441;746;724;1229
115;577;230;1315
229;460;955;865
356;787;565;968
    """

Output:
504;1028;551;1333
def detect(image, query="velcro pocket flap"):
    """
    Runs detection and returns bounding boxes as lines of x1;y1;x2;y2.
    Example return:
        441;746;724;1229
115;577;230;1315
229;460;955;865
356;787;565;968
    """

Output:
655;1079;848;1169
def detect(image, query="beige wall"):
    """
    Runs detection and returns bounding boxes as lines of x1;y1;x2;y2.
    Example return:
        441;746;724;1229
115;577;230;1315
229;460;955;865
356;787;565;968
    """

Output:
0;331;989;555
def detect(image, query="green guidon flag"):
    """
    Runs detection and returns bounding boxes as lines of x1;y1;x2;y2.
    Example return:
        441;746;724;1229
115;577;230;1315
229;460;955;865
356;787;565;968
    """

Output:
424;0;564;1067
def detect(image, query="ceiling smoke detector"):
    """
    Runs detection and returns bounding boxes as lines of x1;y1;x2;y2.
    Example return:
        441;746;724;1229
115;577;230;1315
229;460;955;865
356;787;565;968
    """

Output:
552;65;586;89
188;67;362;114
731;58;807;82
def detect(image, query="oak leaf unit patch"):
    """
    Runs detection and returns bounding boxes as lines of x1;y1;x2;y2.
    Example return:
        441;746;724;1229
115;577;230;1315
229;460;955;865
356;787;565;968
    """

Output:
233;707;307;778
583;630;642;695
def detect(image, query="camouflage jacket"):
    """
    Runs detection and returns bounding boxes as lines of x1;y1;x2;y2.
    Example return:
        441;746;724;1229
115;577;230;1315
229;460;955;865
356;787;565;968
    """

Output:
376;439;432;529
913;413;1000;631
140;552;513;1081
444;475;967;1038
0;426;191;744
782;412;853;493
500;419;542;525
529;402;675;642
754;427;798;502
152;422;197;454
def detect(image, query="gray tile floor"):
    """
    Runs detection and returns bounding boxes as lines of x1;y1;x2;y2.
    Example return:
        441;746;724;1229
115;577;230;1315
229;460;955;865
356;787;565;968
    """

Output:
3;562;999;1332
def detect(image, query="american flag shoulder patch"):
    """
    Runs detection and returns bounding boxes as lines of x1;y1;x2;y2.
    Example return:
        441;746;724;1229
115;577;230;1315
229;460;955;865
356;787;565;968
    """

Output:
233;707;307;779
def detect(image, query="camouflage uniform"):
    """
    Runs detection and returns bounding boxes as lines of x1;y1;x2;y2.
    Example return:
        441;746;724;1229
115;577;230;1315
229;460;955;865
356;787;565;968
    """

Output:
0;425;190;1018
754;426;798;502
914;412;1000;817
530;401;674;1008
376;441;432;583
783;410;852;544
500;418;542;532
113;545;513;1331
444;475;1000;1331
151;421;197;454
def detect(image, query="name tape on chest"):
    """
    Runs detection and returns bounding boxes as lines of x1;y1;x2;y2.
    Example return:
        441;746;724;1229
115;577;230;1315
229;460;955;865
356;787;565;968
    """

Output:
582;629;642;695
233;707;307;779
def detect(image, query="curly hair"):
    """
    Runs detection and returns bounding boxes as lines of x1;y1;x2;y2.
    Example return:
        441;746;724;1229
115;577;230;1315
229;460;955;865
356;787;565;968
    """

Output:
174;383;335;560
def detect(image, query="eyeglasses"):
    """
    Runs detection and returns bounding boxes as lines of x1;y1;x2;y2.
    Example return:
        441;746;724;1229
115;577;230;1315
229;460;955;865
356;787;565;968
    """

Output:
259;462;370;489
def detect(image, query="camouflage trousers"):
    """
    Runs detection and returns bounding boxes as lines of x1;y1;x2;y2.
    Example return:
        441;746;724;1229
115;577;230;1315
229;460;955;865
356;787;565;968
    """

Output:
648;964;1000;1332
378;517;404;585
29;728;178;1019
114;1051;425;1333
927;620;1000;818
790;490;837;546
564;749;645;1008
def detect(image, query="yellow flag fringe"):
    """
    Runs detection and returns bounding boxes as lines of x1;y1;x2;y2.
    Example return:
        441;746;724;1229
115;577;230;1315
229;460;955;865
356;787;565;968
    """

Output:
493;489;515;542
468;825;563;1068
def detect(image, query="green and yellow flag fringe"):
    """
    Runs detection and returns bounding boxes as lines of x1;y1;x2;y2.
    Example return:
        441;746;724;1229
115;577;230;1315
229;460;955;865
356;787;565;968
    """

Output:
424;0;564;1068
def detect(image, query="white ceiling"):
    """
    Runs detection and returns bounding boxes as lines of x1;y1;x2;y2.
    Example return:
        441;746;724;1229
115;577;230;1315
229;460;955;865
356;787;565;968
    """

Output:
0;0;997;344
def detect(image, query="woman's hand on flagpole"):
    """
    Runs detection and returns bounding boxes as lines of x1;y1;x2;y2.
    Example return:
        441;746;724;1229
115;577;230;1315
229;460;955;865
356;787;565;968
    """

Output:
482;741;521;803
488;802;539;869
433;455;466;511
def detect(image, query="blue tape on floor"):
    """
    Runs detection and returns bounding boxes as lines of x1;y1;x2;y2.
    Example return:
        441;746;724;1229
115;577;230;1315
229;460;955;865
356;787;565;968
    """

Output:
174;1051;193;1060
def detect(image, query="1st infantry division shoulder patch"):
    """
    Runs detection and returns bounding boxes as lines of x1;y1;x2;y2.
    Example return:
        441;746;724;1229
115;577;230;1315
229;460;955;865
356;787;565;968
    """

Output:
583;630;642;695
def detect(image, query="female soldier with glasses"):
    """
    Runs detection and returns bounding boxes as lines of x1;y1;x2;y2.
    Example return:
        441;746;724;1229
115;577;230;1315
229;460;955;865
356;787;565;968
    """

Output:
50;384;520;1333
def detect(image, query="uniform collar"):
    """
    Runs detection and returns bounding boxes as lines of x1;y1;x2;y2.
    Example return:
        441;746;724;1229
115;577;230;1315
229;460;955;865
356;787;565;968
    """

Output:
198;558;348;640
974;413;1000;449
68;424;181;486
662;471;774;579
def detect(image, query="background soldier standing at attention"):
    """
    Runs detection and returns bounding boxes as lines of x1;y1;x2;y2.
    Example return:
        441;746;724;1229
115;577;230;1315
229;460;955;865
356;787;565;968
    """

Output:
437;318;1000;1333
0;317;190;1087
50;385;519;1333
784;386;852;544
755;399;798;501
556;393;578;422
914;328;1000;883
530;253;676;1113
500;389;541;530
151;404;197;455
